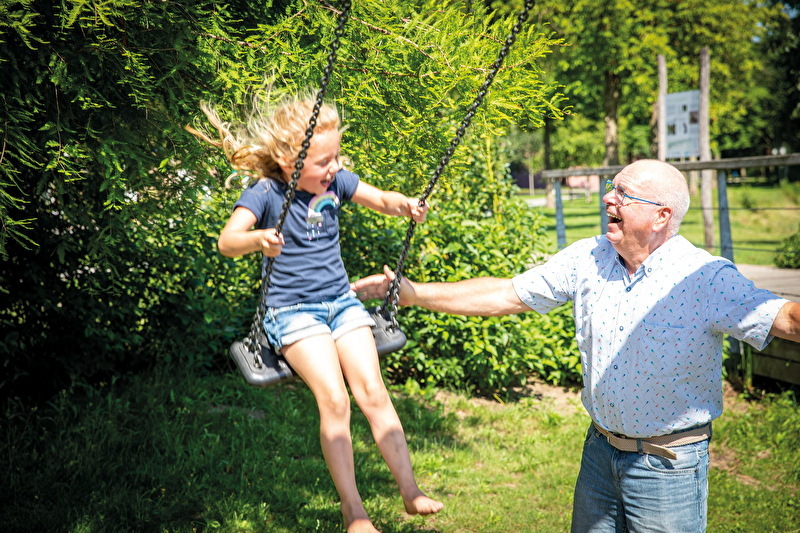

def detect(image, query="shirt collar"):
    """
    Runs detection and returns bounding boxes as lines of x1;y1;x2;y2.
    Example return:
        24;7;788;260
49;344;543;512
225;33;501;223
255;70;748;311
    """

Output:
615;235;686;279
639;235;687;277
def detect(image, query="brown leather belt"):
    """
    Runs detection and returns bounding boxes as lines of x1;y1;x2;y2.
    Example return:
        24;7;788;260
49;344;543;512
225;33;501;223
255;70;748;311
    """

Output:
593;422;711;460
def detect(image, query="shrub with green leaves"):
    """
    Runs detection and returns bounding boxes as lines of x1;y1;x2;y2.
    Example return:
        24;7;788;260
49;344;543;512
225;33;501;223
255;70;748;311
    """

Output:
774;226;800;268
1;0;575;402
343;153;580;393
773;182;800;268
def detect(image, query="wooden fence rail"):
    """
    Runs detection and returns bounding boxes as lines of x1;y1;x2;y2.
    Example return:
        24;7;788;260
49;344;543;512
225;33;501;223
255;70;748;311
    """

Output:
539;153;800;258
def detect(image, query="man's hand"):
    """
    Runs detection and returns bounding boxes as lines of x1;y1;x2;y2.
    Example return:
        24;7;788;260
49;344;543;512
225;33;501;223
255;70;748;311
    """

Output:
351;265;415;306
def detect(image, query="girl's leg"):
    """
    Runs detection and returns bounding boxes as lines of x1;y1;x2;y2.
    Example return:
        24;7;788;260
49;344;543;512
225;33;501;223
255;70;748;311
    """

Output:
335;327;443;516
282;335;379;533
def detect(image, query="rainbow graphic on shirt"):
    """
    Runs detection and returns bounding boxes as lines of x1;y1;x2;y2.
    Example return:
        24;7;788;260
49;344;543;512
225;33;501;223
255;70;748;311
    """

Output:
309;191;340;213
306;191;340;241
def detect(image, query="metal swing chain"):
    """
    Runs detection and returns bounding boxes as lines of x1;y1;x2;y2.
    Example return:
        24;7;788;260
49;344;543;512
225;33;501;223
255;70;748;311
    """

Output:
243;0;352;361
381;0;536;324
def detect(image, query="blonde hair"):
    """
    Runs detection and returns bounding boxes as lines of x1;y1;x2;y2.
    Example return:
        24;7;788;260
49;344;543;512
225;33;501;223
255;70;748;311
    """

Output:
186;92;341;187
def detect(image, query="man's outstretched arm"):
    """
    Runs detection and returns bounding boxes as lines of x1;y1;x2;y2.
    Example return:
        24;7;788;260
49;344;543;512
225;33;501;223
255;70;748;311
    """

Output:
351;265;531;317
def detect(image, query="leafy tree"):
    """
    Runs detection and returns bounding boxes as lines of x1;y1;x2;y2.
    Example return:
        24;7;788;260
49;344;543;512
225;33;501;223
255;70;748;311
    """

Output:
760;1;800;158
1;0;251;402
1;0;568;404
661;0;787;157
487;0;787;166
193;0;569;393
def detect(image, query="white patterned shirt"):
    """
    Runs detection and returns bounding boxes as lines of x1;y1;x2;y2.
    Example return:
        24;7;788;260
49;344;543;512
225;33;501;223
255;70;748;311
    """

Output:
512;235;787;437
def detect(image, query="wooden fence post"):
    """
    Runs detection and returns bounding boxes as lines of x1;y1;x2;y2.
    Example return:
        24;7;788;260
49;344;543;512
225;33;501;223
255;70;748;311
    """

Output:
657;55;667;161
599;175;609;236
700;47;714;251
717;170;734;262
554;179;566;249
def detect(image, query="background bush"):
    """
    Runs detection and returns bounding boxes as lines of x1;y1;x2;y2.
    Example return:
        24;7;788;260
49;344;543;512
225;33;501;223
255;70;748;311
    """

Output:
774;227;800;268
1;0;579;406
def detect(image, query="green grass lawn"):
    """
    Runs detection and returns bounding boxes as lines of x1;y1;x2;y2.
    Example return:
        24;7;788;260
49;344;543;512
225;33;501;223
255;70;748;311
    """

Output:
2;367;798;532
2;182;798;533
527;181;800;266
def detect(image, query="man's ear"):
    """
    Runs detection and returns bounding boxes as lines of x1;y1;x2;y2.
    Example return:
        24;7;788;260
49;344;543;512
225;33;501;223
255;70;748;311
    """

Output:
653;206;673;232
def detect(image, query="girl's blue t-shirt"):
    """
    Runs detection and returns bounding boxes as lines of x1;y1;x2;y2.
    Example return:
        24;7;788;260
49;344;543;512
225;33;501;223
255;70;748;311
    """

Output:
233;169;359;307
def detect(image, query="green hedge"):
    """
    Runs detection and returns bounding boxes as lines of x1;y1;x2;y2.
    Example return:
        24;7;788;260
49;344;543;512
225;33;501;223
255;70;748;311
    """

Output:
775;227;800;269
338;148;581;393
1;0;579;404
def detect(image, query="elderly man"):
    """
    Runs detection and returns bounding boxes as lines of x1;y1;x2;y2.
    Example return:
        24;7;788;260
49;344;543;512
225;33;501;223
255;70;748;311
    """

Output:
352;159;800;532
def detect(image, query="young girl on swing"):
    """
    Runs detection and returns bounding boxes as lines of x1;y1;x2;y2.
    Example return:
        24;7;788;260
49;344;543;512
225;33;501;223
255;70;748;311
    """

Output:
189;92;443;533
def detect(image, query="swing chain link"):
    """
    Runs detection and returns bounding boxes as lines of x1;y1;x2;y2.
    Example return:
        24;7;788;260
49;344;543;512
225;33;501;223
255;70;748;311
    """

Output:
382;0;536;321
243;0;352;361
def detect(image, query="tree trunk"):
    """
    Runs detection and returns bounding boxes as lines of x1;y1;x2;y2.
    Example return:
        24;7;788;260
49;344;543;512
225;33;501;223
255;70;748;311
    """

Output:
700;47;714;251
656;54;667;159
603;70;621;166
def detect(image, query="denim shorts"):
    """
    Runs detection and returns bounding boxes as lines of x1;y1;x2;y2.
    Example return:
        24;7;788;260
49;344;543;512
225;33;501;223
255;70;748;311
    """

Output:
262;290;376;350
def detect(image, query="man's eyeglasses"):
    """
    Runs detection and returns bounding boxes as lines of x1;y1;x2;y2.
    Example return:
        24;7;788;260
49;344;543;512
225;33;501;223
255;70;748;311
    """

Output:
604;180;664;206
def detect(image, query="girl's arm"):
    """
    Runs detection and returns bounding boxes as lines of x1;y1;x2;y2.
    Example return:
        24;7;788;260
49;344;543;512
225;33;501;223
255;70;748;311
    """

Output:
351;181;429;222
217;206;284;258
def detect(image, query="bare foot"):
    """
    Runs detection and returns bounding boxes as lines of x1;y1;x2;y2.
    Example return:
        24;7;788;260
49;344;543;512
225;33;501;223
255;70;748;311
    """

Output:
342;503;380;533
346;518;380;533
403;491;444;516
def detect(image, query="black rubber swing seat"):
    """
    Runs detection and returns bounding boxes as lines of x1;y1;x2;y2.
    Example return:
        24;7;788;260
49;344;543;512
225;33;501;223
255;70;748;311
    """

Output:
368;305;408;356
230;305;407;387
230;336;295;387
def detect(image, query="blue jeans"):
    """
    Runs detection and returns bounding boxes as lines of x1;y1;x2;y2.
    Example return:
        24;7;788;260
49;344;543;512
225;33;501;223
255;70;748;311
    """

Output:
262;290;375;349
571;423;709;533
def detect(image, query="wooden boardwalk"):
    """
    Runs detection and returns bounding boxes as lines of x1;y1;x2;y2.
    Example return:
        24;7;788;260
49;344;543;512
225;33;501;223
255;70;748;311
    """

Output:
735;264;800;301
734;264;800;386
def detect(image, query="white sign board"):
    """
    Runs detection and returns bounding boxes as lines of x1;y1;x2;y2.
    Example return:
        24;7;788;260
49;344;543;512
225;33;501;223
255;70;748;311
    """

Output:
665;90;700;159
